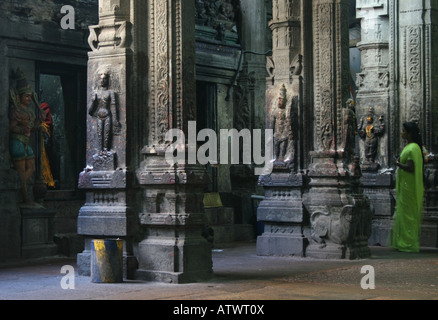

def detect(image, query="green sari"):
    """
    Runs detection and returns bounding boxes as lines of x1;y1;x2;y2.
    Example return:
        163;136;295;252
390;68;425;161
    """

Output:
391;143;424;252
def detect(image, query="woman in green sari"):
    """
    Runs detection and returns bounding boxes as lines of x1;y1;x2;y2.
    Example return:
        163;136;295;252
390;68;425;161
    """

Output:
391;122;424;252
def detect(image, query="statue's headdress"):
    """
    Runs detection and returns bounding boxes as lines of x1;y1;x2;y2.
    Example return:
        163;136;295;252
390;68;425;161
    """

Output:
279;84;287;101
15;72;33;95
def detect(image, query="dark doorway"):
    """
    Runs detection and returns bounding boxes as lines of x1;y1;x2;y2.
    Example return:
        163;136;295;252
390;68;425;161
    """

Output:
36;63;87;191
196;81;217;192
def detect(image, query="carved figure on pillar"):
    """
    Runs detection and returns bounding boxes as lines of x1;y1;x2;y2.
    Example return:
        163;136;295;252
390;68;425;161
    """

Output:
88;69;121;170
271;84;294;168
358;108;385;165
343;99;358;160
321;123;334;151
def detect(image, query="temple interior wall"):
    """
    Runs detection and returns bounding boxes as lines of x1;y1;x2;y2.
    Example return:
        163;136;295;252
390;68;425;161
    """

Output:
0;0;437;264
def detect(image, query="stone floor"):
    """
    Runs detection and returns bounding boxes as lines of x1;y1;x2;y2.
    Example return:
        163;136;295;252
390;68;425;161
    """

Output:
0;241;437;302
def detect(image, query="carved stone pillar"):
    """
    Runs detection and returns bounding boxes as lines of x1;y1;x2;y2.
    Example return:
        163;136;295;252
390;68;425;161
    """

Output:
231;0;267;228
257;0;308;257
398;0;438;247
77;0;137;278
303;0;373;259
355;0;394;246
397;1;438;152
134;0;212;283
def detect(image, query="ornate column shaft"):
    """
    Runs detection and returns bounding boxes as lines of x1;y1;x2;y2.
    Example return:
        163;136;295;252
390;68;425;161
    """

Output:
303;0;372;259
134;0;212;283
230;0;267;229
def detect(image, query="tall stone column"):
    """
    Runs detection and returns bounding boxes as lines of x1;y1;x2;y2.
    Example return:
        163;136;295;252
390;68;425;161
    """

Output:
257;0;308;257
231;0;268;228
355;0;394;245
303;0;372;259
398;0;438;246
397;0;438;155
134;0;212;283
77;0;137;278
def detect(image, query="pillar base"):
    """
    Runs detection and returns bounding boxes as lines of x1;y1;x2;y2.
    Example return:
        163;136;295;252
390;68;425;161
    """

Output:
135;269;213;284
257;233;308;257
305;241;371;260
135;236;213;284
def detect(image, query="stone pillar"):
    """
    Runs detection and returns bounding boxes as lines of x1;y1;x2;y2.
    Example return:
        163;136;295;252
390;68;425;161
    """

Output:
239;0;268;134
398;0;438;247
231;0;268;227
423;0;438;247
134;0;212;283
397;0;438;152
77;0;137;278
257;0;307;257
355;0;394;245
303;0;373;259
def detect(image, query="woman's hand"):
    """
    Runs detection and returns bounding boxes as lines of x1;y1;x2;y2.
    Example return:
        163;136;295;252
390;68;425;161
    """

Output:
396;159;415;173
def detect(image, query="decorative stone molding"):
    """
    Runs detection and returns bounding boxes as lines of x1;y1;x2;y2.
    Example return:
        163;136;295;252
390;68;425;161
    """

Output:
88;21;131;52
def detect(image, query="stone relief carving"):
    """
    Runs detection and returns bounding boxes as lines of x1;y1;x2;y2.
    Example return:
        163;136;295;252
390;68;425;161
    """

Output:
314;3;335;152
343;99;358;159
310;207;355;247
270;84;296;169
266;56;275;85
151;0;170;145
404;26;423;124
88;67;121;170
234;83;251;132
357;107;385;164
310;198;372;257
195;0;238;30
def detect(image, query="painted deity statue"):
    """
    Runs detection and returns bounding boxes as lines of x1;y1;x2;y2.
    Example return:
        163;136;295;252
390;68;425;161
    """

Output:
358;108;385;163
9;71;48;205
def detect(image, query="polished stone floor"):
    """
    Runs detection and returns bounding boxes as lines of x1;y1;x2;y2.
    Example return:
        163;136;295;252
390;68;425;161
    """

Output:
0;241;437;301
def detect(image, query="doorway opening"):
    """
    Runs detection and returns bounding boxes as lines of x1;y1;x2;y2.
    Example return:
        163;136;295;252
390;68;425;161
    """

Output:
36;63;87;192
196;81;218;192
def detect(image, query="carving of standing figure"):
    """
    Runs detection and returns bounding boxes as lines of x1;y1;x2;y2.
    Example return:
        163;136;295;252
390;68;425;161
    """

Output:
321;123;333;151
88;71;121;155
271;85;293;166
343;99;358;158
358;108;385;163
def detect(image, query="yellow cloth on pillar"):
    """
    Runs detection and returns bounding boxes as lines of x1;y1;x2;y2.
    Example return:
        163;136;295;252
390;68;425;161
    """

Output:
41;123;55;188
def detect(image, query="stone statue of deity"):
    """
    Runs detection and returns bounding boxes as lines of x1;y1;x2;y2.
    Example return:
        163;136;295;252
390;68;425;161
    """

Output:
88;69;121;170
343;99;358;160
88;70;121;154
270;84;294;169
357;107;385;164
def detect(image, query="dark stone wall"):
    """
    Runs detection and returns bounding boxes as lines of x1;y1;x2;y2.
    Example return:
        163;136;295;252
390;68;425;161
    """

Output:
0;0;97;28
0;0;98;260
